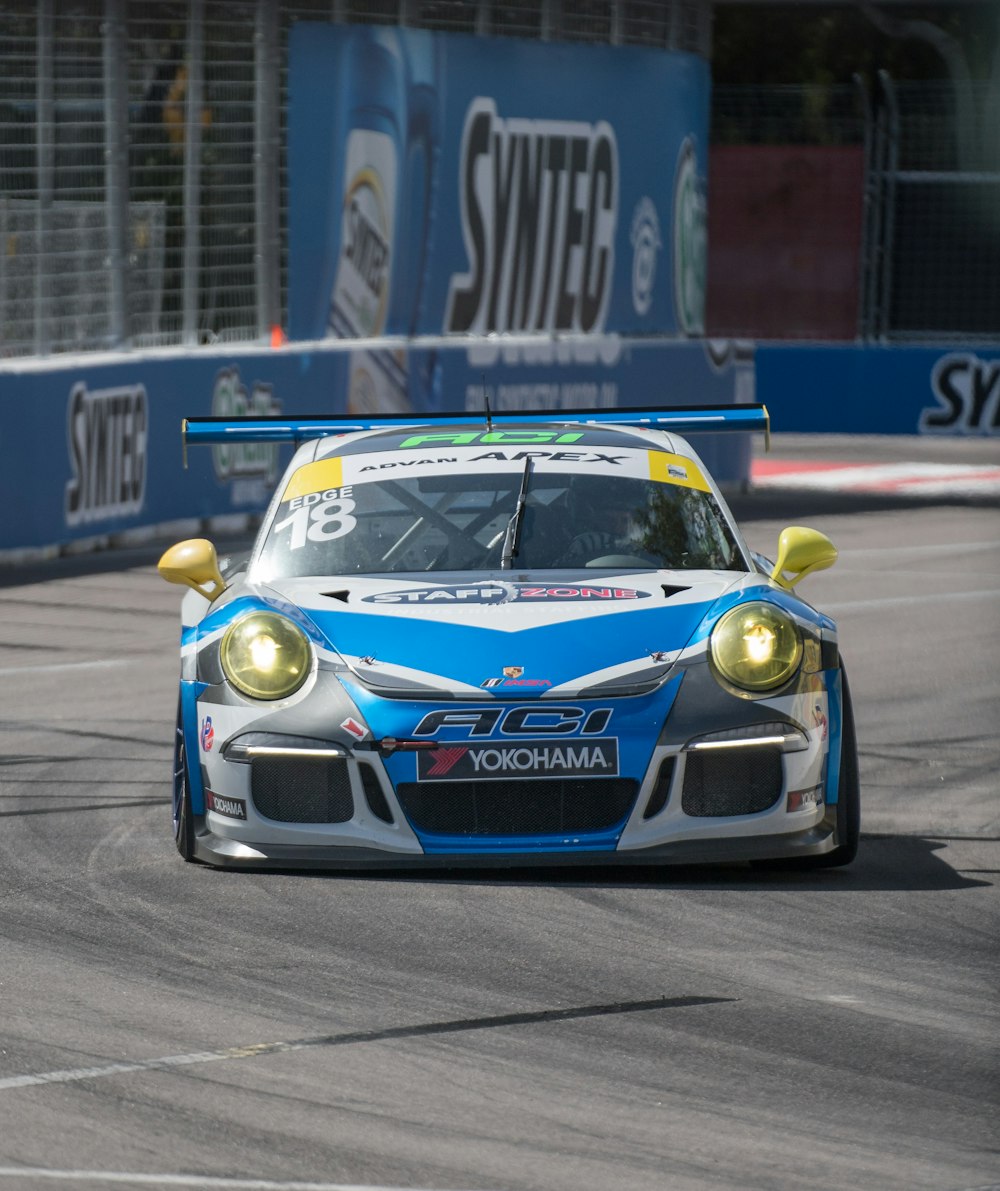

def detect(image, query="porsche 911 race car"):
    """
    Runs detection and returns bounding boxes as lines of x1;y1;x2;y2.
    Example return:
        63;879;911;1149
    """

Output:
159;405;859;871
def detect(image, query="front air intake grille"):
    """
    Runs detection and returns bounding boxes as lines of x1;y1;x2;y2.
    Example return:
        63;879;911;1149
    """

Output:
681;748;783;817
643;757;676;820
251;756;354;823
359;762;394;824
395;778;638;837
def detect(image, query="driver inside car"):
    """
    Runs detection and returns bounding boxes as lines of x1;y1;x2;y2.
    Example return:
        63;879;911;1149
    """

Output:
555;485;647;565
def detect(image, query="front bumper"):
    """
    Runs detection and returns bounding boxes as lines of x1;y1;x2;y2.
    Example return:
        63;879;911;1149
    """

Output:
186;654;842;871
189;806;840;870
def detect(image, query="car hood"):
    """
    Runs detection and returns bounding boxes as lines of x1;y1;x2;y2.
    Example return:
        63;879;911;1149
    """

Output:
261;571;760;699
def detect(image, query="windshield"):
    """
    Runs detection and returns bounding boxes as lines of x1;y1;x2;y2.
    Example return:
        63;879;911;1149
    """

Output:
254;445;746;579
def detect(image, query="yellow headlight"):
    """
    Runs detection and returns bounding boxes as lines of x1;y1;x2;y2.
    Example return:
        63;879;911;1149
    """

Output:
220;612;312;700
710;602;802;692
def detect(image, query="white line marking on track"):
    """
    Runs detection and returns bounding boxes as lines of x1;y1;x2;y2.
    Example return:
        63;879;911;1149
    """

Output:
0;1043;295;1091
823;589;1000;613
0;997;711;1097
836;540;1000;559
0;1170;486;1191
0;659;129;677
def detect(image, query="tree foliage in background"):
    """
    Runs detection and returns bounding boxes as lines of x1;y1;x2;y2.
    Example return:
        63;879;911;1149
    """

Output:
712;3;1000;168
712;4;998;84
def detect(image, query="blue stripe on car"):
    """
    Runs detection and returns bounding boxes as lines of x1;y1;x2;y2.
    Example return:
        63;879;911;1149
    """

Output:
686;584;822;646
421;831;622;855
311;606;709;692
198;595;328;645
180;679;210;814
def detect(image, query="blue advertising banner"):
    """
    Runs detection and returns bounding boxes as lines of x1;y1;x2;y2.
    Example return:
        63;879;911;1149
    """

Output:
0;354;306;555
756;345;1000;435
288;23;710;411
8;338;995;559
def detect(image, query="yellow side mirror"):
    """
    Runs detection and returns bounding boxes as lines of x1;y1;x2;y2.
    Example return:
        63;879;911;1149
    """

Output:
158;538;226;601
770;526;838;591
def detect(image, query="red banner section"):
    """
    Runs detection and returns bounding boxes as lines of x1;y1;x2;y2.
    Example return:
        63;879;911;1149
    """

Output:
707;145;865;341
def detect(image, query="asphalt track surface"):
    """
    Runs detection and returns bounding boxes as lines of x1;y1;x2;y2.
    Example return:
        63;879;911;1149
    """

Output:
1;437;998;1191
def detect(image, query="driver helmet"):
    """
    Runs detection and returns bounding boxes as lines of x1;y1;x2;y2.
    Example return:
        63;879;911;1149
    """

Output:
570;479;642;542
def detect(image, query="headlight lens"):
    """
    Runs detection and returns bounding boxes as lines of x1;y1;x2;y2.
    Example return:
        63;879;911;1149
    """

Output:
710;601;803;692
220;612;312;700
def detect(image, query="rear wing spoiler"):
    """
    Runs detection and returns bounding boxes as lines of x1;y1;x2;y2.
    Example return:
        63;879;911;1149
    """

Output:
182;403;770;465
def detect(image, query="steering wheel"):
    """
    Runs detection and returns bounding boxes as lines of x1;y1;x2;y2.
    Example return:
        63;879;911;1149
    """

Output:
584;552;660;568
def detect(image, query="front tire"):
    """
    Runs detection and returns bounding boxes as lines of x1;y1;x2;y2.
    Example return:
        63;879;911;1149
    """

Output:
819;668;860;867
173;701;196;862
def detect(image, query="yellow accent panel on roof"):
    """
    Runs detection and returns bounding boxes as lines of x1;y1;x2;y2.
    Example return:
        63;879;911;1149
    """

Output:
647;451;710;492
281;457;344;502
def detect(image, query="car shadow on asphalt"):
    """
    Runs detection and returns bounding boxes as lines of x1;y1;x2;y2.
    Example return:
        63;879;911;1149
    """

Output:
455;835;992;892
267;833;992;893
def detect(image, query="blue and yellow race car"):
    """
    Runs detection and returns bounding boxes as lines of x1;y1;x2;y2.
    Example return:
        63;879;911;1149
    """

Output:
159;406;858;870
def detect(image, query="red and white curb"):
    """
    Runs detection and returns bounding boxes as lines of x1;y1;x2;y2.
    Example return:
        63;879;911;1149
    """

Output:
752;459;1000;497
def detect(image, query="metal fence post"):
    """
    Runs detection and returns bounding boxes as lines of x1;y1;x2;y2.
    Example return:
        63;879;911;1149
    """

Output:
610;1;623;47
475;1;490;38
666;1;680;50
864;84;887;344
182;0;205;346
540;0;557;43
877;71;900;343
35;0;54;356
255;0;280;341
854;73;874;342
102;0;130;348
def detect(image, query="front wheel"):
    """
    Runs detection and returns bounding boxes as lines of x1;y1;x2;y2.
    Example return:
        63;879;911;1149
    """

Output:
819;667;861;867
173;701;196;862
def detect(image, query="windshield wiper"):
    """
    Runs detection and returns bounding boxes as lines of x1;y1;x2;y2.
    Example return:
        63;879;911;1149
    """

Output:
500;457;532;570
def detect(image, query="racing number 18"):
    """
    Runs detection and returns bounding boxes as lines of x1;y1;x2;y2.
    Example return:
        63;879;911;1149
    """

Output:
273;499;357;549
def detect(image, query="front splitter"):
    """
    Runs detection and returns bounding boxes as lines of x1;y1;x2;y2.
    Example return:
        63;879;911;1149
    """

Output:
190;812;840;872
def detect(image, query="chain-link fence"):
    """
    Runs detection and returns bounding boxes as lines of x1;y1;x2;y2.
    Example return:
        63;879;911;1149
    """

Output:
0;0;711;358
712;83;866;148
708;76;999;342
1;0;995;357
862;75;1000;341
707;84;868;340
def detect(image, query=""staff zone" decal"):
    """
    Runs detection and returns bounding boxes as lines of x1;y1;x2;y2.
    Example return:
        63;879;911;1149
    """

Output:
363;583;651;604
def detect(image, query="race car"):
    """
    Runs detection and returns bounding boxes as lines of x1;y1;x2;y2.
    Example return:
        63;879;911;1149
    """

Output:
158;405;859;871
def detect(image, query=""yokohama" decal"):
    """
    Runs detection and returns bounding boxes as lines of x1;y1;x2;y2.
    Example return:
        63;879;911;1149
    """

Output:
418;738;619;781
